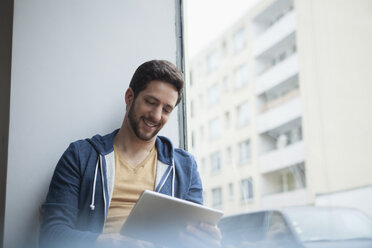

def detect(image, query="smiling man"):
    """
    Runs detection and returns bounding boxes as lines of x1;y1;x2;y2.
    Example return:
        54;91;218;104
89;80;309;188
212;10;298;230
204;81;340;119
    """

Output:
39;60;221;248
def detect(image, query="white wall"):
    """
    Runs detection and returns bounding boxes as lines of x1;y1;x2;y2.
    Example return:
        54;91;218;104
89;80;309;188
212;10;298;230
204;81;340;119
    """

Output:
296;0;372;194
3;0;183;247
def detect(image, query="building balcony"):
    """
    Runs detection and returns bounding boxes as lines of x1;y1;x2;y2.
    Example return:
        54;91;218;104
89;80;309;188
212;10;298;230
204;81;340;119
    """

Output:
261;188;310;208
259;141;305;174
257;96;302;134
255;54;298;96
252;11;296;58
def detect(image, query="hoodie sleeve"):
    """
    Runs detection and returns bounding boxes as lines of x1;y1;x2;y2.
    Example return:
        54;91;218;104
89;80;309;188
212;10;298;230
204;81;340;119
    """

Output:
184;156;204;205
39;142;99;248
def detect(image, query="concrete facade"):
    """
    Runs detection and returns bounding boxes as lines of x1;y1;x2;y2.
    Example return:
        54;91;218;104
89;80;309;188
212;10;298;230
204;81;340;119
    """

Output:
187;0;372;216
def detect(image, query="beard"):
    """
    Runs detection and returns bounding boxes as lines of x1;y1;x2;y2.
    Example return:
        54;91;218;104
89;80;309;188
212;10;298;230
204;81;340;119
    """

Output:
127;100;162;141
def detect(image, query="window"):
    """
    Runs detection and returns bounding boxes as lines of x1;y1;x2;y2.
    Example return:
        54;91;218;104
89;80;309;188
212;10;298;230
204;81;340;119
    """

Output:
190;100;194;118
237;101;250;127
200;157;206;173
207;84;219;106
241;178;254;202
209;118;221;140
224;111;230;128
191;131;195;148
281;171;296;192
238;140;251;165
200;126;204;141
189;70;194;87
235;64;248;88
226;146;232;164
292;44;297;53
279;51;286;62
198;94;204;107
210;151;221;173
228;183;234;200
233;28;246;53
223;76;230;91
212;187;222;208
207;51;219;73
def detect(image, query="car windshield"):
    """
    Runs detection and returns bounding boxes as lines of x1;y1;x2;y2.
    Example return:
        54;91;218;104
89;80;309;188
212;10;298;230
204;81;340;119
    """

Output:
284;208;372;242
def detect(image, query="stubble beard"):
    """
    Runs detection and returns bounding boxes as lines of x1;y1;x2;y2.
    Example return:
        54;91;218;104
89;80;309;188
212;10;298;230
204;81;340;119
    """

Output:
127;100;161;141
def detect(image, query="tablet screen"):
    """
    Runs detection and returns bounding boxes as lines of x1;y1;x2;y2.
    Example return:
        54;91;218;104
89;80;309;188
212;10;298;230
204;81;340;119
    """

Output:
120;190;224;245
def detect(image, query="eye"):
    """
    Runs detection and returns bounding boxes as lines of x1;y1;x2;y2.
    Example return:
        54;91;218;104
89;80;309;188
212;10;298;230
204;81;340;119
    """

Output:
145;99;156;105
163;108;172;114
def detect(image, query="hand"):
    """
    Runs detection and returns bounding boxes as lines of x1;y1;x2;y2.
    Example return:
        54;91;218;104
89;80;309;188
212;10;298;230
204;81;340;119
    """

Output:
95;233;156;248
179;222;222;248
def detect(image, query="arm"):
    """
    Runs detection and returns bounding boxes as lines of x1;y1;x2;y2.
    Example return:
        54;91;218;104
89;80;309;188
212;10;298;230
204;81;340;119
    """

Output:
184;157;204;204
182;157;222;247
39;143;99;248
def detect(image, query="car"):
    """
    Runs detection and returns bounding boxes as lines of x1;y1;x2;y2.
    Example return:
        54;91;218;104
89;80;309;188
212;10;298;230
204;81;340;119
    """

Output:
218;206;372;248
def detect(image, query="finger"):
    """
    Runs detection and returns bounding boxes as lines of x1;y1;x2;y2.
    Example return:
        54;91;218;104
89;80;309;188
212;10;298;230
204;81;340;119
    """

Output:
199;222;222;240
185;225;221;247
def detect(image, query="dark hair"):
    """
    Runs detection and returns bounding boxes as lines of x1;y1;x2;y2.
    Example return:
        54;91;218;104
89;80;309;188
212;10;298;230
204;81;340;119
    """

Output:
129;60;184;105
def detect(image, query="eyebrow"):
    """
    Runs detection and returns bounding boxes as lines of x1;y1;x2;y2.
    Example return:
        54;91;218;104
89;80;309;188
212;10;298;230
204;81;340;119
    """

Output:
145;95;175;110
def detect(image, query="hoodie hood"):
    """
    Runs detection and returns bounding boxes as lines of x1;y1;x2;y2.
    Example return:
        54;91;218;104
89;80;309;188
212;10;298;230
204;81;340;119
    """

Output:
87;129;118;156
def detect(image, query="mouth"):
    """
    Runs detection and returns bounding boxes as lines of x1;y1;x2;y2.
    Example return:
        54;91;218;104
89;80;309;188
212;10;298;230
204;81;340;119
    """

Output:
142;118;160;129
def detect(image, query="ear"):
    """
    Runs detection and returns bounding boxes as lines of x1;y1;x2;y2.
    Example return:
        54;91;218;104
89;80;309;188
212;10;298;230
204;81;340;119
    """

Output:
125;88;134;106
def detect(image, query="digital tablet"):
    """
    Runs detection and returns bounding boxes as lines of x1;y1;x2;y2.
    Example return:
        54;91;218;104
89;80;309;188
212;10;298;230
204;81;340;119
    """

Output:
120;190;224;245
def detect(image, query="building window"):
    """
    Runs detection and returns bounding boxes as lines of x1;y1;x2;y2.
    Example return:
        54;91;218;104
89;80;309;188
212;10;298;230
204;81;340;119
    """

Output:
210;151;221;173
191;131;195;149
198;94;204;108
226;146;232;164
209;118;221;140
282;163;306;192
189;70;194;87
203;190;207;203
279;51;286;62
228;183;234;200
223;76;230;91
237;101;250;127
212;187;222;208
200;126;204;141
224;111;230;129
292;44;297;53
207;51;219;73
241;178;253;202
238;140;251;165
233;28;246;53
201;157;206;172
207;84;219;106
235;64;248;88
190;100;195;118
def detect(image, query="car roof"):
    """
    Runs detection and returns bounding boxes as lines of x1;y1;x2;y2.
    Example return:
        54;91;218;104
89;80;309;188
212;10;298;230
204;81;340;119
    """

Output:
220;205;364;220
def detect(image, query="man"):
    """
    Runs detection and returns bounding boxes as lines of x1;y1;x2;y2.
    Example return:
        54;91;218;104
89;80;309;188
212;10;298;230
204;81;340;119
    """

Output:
39;60;221;248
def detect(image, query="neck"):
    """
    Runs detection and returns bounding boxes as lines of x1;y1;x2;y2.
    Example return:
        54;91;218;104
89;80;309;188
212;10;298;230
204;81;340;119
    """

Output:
114;117;156;156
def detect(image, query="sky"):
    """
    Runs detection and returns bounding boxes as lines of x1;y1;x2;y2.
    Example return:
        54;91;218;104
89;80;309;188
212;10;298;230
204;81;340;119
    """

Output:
185;0;259;59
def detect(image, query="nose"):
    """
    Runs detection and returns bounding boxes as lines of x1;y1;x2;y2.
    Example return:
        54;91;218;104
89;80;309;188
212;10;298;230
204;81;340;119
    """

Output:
150;106;162;123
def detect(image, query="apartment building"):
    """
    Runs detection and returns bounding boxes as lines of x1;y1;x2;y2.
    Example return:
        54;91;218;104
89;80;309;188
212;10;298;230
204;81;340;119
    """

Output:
187;0;372;216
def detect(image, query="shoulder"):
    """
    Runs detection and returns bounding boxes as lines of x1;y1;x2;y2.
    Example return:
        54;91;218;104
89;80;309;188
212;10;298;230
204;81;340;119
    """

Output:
173;148;195;161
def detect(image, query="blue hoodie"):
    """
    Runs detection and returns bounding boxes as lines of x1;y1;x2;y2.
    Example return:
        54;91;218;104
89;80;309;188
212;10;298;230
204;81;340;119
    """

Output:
39;129;203;248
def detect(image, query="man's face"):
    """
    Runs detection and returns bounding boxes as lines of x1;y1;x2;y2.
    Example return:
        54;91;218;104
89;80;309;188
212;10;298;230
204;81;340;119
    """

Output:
126;80;178;141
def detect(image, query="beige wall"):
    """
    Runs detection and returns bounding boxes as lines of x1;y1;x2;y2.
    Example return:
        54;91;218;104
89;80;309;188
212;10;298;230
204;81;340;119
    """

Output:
296;0;372;194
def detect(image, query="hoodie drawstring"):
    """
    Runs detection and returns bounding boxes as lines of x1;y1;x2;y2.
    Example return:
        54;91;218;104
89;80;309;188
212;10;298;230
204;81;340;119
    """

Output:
90;157;100;211
171;160;175;197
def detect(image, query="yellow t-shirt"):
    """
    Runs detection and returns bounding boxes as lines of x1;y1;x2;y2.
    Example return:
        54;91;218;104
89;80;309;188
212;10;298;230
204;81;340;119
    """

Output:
103;145;157;233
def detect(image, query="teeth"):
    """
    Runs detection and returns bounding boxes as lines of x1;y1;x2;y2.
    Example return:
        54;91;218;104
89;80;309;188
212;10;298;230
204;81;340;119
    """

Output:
143;119;157;127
